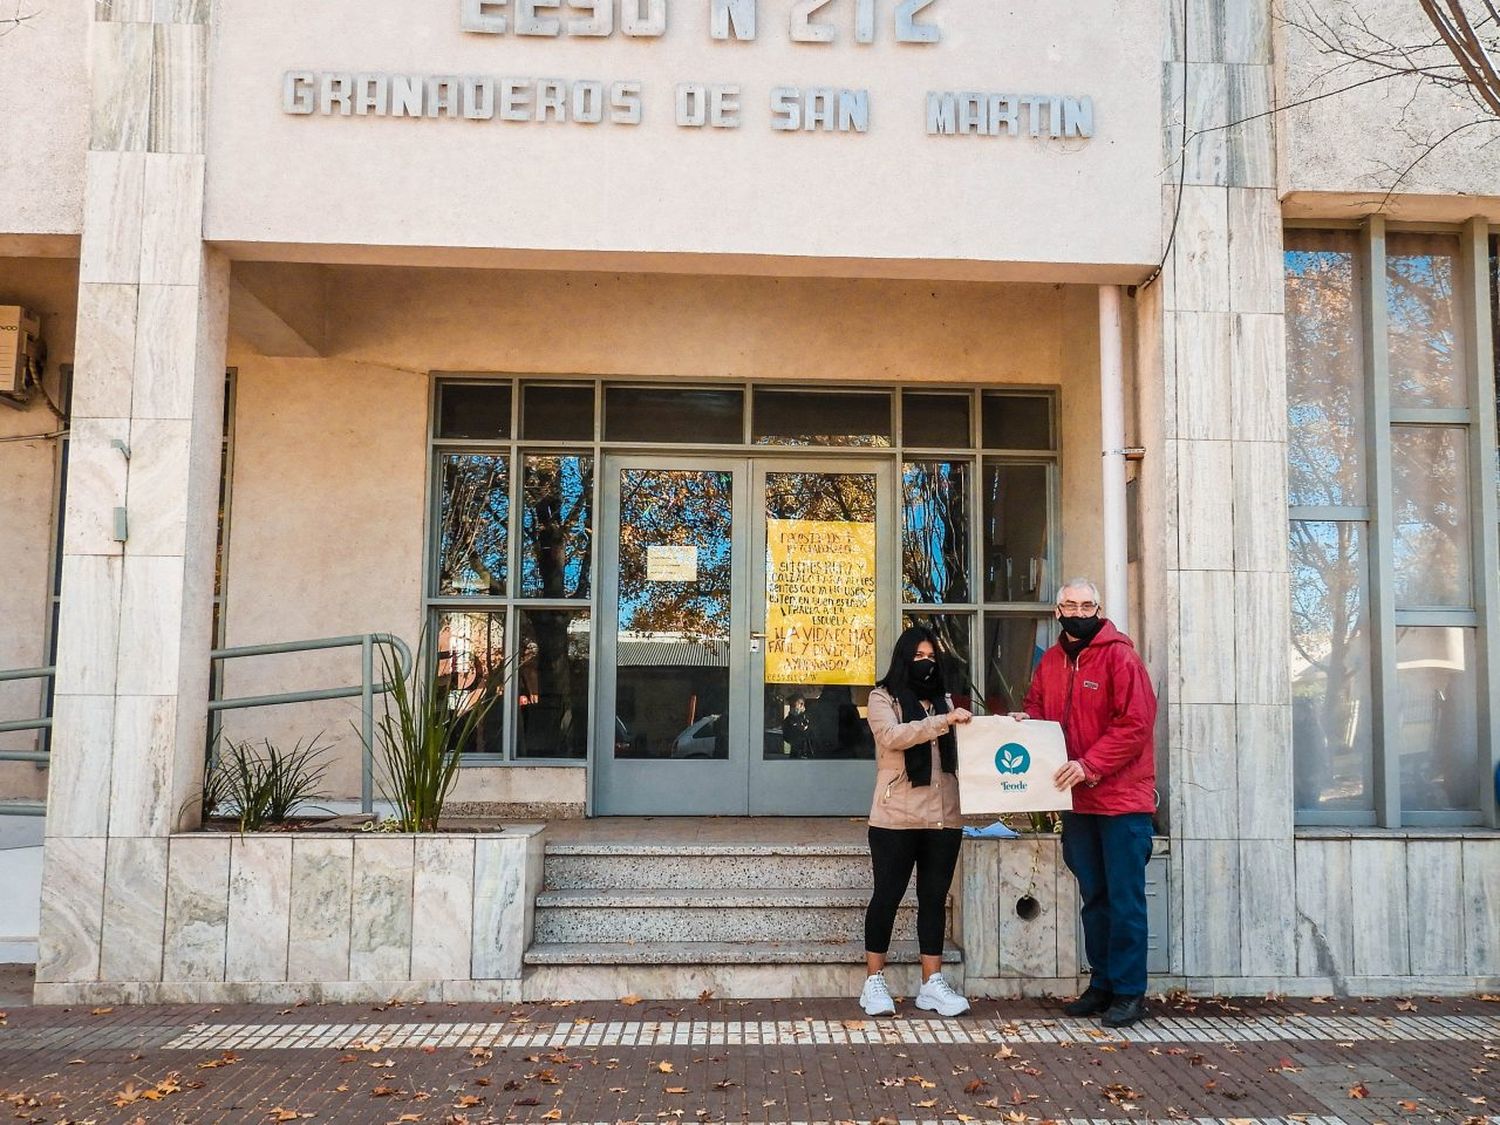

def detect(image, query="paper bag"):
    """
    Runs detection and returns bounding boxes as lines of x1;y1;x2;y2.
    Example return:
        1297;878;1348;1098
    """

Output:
956;715;1073;815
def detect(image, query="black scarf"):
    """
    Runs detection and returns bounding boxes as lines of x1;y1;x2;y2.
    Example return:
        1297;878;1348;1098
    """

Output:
896;681;957;787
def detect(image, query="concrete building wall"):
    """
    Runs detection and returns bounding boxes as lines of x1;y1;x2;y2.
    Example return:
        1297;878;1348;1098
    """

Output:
219;266;1105;800
0;0;89;240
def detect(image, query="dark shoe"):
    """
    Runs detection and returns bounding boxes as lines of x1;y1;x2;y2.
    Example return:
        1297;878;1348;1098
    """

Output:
1100;994;1148;1028
1062;986;1114;1017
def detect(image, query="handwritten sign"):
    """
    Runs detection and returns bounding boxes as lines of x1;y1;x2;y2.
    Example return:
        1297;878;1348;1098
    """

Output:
646;544;697;582
764;517;876;685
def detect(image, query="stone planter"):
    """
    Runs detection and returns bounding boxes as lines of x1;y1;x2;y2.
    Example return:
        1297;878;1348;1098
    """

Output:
34;826;546;1005
958;833;1083;998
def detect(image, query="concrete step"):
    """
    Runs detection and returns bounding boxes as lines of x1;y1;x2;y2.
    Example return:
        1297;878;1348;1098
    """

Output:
536;887;909;910
543;844;872;890
524;939;961;966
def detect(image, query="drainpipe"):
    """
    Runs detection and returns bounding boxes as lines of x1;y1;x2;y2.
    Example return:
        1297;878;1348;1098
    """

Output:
1098;285;1129;634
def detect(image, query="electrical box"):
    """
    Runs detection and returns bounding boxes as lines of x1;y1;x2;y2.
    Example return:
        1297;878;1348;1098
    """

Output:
0;305;44;404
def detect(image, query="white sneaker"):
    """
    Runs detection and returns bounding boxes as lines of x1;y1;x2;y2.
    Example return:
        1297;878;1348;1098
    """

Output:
914;972;970;1017
859;972;896;1016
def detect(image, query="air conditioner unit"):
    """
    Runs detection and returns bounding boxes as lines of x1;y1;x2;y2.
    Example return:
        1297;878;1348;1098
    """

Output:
0;305;44;407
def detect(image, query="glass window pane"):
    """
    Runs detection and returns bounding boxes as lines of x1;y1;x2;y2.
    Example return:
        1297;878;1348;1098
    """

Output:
902;461;971;604
438;382;511;440
436;610;506;755
1387;232;1467;409
1391;425;1472;608
521;455;594;599
615;468;734;759
981;393;1052;450
903;392;972;448
516;608;589;759
1284;230;1367;506
1396;626;1479;812
753;389;892;447
604;386;743;444
1289;520;1374;812
982;461;1050;602
982;614;1051;714
902;612;974;705
523;384;595;441
437;454;508;596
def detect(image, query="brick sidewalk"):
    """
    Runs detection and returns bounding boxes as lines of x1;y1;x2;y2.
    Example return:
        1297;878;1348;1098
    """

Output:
1;987;1496;1125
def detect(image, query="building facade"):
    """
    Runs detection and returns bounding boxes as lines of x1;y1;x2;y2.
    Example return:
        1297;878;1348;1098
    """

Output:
0;0;1496;999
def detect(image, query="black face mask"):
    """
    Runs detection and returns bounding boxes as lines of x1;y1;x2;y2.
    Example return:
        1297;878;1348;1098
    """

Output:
1058;613;1104;642
909;658;937;683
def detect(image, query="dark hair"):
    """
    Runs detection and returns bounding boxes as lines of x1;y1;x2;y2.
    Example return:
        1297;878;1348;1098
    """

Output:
877;625;944;697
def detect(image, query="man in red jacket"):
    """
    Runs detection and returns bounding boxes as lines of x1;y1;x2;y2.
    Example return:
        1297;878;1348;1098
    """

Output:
1014;578;1157;1028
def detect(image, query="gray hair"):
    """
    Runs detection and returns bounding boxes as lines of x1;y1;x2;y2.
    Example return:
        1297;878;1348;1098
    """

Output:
1056;577;1101;608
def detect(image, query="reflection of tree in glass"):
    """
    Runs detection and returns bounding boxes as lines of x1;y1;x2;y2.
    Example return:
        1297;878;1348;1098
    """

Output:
523;456;594;598
1390;427;1468;606
440;455;508;596
1387;236;1463;409
904;612;973;699
618;469;733;641
1289;521;1371;808
1285;238;1366;507
902;463;970;604
765;472;876;522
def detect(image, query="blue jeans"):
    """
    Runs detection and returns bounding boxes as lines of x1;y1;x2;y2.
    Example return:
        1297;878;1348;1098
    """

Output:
1060;811;1153;997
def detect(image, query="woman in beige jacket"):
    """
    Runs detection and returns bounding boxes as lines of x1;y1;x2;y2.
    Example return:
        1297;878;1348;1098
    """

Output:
859;625;973;1017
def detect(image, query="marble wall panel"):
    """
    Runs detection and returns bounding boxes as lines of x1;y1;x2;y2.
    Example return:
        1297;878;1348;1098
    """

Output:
1231;443;1288;573
1405;841;1464;976
36;837;107;983
1462;840;1500;975
1179;838;1240;976
1294;838;1354;982
1183;63;1229;187
149;24;207;154
1235;704;1292;839
473;837;528;980
288;838;354;982
79;152;147;285
1238;838;1296;975
1350;839;1410;977
1054;856;1080;979
225;837;293;982
124;418;193;557
96;0;155;20
162;834;230;981
114;555;185;696
1227;188;1282;312
993;838;1059;978
132;283;202;420
350;837;414;982
1233;571;1290;706
88;21;152;153
1230;314;1287;443
53;554;123;698
140;155;206;285
1222;0;1270;64
959;844;1001;979
1175;703;1238;839
61;418;130;556
1170;186;1231;313
153;0;211;22
412;837;476;981
1174;311;1232;440
1176;570;1236;704
1176;440;1235;570
1225;66;1275;188
108;694;176;836
72;283;140;420
100;837;168;981
44;694;115;838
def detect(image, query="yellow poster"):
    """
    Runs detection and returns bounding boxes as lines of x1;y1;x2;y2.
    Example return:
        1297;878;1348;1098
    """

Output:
765;518;877;685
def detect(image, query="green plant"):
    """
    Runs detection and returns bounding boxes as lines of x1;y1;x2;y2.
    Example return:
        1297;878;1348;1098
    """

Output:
204;735;334;832
369;637;503;832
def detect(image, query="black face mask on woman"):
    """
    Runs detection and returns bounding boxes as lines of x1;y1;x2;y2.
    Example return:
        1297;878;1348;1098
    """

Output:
1058;613;1104;642
909;658;938;683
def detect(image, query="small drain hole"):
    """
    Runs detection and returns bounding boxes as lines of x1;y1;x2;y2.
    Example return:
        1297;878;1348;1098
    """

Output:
1015;894;1040;921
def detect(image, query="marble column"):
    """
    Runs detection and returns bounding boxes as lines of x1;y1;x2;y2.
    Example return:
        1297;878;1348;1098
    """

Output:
37;0;225;987
1148;0;1296;981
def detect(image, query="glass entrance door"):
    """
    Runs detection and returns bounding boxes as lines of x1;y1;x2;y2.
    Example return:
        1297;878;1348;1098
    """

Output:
595;455;892;815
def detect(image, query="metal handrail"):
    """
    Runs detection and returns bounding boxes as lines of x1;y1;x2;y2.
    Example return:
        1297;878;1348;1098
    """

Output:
210;633;412;814
0;665;54;761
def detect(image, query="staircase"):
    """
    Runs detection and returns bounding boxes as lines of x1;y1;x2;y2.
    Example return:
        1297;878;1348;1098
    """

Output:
522;833;961;1000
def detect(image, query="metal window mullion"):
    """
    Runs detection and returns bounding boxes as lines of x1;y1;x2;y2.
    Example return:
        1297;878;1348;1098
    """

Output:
1462;216;1500;827
1363;216;1403;828
504;449;523;760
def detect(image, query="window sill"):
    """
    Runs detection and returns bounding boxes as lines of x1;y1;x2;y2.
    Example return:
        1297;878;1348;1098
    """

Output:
1295;825;1500;840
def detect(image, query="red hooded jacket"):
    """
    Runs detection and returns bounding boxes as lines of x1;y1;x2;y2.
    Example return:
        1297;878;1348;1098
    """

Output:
1019;619;1158;816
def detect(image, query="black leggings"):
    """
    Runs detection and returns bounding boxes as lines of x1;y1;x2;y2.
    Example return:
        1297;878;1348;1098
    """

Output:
864;826;963;957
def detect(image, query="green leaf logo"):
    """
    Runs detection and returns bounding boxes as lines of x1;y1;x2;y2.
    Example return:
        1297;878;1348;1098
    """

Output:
994;743;1031;775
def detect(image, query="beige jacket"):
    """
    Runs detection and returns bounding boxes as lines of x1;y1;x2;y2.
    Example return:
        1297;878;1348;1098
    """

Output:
866;686;962;830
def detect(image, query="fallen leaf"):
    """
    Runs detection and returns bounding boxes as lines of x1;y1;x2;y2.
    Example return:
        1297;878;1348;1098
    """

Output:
371;1085;400;1097
1399;1100;1421;1111
843;1018;868;1029
655;1060;675;1073
620;994;643;1005
913;1099;938;1108
964;1079;989;1095
91;1006;114;1016
993;1045;1016;1060
664;1086;687;1094
198;1051;240;1069
713;1080;737;1090
1397;998;1417;1011
514;1097;541;1106
455;1095;483;1107
697;989;714;1003
540;1111;562;1121
608;1087;629;1093
267;1110;313;1122
1349;1083;1370;1099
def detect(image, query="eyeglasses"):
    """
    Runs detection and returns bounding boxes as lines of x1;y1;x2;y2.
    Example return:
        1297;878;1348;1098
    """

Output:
1058;601;1098;614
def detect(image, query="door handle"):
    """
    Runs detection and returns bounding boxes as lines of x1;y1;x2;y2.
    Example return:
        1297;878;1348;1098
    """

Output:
749;632;767;640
